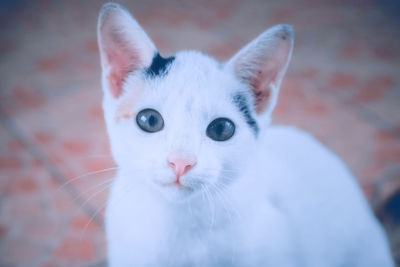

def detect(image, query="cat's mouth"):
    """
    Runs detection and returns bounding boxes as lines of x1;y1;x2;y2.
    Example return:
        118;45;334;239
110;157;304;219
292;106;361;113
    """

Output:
156;176;202;194
162;181;193;191
164;180;183;187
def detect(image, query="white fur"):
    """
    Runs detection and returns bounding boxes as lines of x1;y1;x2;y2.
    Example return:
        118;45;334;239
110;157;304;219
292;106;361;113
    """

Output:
98;3;393;267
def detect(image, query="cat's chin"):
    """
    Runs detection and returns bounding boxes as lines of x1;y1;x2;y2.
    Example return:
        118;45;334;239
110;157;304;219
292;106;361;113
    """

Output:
152;182;200;203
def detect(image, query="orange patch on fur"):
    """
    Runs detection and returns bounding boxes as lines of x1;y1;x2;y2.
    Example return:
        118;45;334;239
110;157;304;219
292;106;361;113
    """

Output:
115;81;145;122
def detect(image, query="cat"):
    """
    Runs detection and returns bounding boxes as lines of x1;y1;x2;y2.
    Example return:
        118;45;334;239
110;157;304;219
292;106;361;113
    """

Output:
97;3;394;267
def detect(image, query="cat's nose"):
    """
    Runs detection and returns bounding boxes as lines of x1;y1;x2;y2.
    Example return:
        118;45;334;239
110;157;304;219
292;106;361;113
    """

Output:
167;157;197;178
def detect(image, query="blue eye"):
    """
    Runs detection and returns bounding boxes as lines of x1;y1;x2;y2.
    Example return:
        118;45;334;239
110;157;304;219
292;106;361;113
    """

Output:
206;118;235;141
136;109;164;133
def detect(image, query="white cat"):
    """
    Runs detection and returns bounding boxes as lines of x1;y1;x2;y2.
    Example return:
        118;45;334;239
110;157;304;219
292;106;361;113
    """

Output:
97;3;393;267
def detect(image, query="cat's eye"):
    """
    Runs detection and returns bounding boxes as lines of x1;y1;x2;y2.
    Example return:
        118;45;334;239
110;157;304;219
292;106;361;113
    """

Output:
136;108;164;133
206;118;235;141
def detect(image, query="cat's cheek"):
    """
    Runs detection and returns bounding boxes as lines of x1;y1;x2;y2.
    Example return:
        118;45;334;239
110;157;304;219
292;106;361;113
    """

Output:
108;124;132;163
108;122;150;169
216;137;253;184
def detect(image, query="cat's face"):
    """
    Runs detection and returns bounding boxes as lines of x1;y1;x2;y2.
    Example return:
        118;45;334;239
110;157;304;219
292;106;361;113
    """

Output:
98;3;293;202
104;52;256;201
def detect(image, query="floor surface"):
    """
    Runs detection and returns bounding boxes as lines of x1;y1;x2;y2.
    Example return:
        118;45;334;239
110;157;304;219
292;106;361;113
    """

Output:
0;0;399;266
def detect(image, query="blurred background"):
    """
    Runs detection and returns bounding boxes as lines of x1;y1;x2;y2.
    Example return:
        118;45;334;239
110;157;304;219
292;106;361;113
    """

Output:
0;0;399;266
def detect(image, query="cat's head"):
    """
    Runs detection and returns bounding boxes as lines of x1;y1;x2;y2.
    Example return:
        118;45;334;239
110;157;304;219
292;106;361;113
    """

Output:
97;3;293;202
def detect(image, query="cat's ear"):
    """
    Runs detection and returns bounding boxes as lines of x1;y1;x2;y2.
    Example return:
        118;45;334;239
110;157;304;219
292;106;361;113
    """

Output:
227;25;294;117
97;3;156;98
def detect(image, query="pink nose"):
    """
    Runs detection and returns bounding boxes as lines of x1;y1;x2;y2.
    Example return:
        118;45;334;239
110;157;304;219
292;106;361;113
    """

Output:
167;157;196;179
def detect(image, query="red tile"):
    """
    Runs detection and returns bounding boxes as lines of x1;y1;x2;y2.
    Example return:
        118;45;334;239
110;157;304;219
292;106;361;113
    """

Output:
9;176;38;194
34;132;53;145
62;139;91;155
52;192;78;213
36;50;72;72
298;67;319;80
329;72;357;88
303;102;329;116
355;75;395;102
26;219;59;240
88;105;104;120
84;38;98;53
340;40;363;60
12;85;46;109
7;140;24;152
358;160;388;185
7;198;43;220
1;238;43;264
270;7;294;22
0;39;16;54
373;45;396;61
41;263;61;267
70;215;99;232
1;1;399;265
0;156;21;170
81;157;115;173
375;146;400;163
0;224;6;239
54;237;95;261
361;184;376;200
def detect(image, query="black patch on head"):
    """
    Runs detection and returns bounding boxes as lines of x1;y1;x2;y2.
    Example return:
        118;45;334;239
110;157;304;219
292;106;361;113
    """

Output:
232;94;259;136
145;52;175;77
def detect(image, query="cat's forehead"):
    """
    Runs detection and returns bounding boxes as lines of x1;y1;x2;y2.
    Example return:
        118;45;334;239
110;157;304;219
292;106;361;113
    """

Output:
152;51;238;104
171;51;223;79
120;50;244;122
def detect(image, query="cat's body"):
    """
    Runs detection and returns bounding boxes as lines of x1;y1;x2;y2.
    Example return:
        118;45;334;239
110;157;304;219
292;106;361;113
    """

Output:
97;3;393;266
106;126;392;266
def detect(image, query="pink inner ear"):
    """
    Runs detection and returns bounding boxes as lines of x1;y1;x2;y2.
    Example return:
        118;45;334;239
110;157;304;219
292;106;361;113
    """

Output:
234;29;292;115
251;69;277;114
105;47;139;98
100;13;141;98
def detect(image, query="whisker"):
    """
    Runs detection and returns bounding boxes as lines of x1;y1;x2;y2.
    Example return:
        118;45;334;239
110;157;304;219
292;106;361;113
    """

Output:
73;154;114;159
78;181;113;215
203;185;215;227
74;178;114;207
57;165;162;194
80;181;135;239
200;184;211;218
200;168;237;174
187;197;193;217
217;182;242;220
56;167;119;193
200;184;207;208
211;183;238;223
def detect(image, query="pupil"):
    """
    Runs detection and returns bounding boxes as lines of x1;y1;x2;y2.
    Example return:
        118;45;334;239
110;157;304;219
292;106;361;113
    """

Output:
216;123;224;136
148;114;157;127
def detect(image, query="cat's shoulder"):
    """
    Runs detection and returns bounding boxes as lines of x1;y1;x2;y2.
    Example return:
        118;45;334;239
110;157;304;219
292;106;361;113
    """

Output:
262;125;325;154
263;125;314;142
259;125;349;176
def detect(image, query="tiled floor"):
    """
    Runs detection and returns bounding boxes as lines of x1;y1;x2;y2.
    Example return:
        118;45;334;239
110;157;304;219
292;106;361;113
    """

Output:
0;0;399;266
